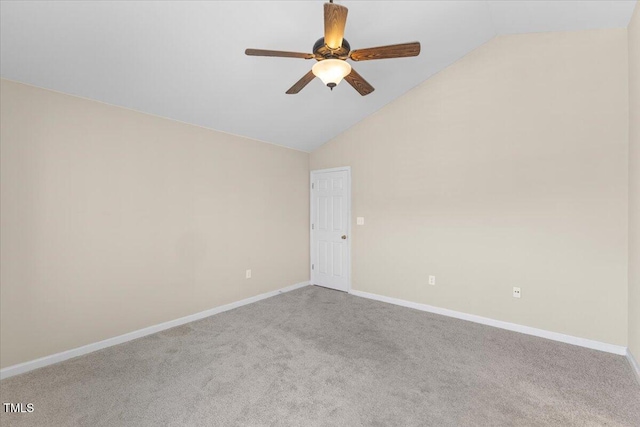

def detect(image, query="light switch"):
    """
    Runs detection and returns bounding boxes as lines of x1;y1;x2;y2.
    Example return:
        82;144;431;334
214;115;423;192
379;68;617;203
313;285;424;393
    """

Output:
356;217;365;225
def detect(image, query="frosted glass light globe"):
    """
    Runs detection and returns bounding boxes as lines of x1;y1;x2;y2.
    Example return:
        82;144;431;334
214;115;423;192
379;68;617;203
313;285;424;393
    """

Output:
312;59;352;89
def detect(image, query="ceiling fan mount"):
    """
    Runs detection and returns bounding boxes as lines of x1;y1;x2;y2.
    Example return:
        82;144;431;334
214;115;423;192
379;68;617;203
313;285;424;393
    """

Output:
245;1;420;96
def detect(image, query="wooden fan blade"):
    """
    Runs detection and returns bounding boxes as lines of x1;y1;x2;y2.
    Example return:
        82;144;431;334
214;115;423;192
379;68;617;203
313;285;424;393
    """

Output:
245;49;314;59
349;42;420;61
286;70;316;94
324;2;348;50
344;68;375;96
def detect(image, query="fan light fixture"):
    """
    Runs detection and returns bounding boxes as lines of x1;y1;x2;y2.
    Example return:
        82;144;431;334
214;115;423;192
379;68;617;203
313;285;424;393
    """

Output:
312;59;352;90
245;1;421;96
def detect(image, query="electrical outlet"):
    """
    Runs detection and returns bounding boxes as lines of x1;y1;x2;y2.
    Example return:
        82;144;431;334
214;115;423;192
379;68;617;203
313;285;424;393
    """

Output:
428;275;436;285
513;287;521;298
246;269;251;279
357;217;365;225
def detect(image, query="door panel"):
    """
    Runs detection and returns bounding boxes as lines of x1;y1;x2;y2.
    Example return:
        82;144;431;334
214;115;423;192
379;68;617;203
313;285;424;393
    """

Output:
311;169;350;292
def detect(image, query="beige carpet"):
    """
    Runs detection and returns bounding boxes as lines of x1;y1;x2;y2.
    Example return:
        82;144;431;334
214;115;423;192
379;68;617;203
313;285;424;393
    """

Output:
1;285;639;426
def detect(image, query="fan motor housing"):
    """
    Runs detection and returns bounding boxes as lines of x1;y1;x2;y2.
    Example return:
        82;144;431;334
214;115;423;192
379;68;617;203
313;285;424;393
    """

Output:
313;37;351;60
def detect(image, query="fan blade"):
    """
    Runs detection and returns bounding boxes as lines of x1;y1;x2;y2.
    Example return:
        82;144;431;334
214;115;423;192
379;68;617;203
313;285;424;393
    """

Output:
324;2;348;50
245;49;314;59
344;68;375;96
286;70;316;94
349;42;420;61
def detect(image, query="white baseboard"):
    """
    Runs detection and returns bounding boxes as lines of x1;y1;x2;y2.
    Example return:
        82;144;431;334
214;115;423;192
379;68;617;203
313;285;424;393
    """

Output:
628;349;640;385
349;289;627;356
0;281;309;380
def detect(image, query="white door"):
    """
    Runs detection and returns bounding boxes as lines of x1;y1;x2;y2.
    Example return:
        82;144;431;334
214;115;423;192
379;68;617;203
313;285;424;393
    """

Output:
310;168;350;292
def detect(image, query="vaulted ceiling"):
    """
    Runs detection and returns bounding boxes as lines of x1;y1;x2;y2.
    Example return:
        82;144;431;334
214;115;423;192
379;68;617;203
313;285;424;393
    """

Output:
1;1;636;152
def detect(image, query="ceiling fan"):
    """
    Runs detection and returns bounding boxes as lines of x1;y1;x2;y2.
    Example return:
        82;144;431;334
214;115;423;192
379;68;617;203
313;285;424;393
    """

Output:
245;0;420;96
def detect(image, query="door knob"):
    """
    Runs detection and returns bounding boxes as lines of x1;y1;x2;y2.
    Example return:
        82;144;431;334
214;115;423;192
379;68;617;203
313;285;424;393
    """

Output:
341;235;347;239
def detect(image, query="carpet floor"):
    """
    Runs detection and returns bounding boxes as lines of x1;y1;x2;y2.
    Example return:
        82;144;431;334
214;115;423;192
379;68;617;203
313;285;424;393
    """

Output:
1;285;639;426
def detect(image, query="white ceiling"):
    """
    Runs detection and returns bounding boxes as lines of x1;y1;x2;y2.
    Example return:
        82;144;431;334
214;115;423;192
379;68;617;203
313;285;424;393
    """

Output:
1;1;636;152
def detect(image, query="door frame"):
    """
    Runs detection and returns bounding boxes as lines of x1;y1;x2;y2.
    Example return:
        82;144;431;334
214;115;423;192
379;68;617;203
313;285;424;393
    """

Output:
310;166;352;292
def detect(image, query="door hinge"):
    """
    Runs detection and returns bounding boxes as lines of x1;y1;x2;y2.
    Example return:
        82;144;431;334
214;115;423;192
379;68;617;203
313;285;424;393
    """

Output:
311;183;314;189
312;223;314;230
312;264;314;270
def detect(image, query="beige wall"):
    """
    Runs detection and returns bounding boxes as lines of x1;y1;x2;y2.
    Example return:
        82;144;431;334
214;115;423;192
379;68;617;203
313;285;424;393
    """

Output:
0;79;309;368
311;29;629;346
629;2;640;359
